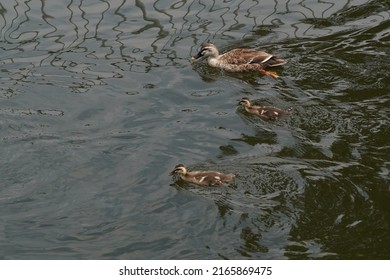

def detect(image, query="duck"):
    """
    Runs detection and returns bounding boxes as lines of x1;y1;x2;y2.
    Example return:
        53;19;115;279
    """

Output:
237;97;289;121
192;42;286;78
170;164;235;186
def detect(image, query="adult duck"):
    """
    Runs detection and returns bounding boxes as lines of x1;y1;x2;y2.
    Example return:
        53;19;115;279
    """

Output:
192;43;286;78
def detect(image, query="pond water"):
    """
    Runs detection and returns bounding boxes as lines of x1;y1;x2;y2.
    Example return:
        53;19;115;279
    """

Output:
0;0;389;259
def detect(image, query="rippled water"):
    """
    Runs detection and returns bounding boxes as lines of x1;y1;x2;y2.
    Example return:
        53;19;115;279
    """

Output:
0;0;389;259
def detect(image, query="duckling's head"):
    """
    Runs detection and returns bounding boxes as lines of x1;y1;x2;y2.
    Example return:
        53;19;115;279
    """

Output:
192;43;219;61
238;97;252;107
170;164;187;176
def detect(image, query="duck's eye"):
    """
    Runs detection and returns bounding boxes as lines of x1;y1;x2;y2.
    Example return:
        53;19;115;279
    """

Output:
202;48;210;54
174;168;184;173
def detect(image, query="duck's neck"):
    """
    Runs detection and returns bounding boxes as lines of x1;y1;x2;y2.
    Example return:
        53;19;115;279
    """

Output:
244;105;253;112
207;56;220;67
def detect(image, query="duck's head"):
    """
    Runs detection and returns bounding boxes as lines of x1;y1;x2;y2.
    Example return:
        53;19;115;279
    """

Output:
170;164;187;176
238;97;252;107
192;43;219;61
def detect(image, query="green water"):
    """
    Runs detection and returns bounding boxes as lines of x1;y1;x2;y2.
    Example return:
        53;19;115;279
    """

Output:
0;0;389;259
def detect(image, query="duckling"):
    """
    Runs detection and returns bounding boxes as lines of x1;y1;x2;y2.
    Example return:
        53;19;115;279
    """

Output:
192;43;286;78
170;164;235;187
237;97;289;121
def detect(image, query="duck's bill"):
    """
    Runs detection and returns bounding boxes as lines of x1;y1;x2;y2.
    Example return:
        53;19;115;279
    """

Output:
191;51;203;61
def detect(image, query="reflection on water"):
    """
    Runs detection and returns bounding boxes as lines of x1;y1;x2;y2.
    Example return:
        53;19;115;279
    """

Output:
0;0;389;259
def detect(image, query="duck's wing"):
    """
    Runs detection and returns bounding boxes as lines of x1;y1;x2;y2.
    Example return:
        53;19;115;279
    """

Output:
186;171;218;186
220;48;274;65
254;106;289;120
191;171;235;186
248;105;267;115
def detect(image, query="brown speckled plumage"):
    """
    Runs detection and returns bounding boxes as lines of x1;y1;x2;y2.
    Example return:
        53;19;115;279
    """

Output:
238;97;289;121
192;43;286;74
170;164;235;187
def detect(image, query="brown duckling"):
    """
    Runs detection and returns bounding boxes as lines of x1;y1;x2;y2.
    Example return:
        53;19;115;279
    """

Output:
192;43;287;78
170;164;235;187
237;97;289;121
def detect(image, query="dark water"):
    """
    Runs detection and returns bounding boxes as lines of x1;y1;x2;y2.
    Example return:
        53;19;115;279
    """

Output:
0;0;389;259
